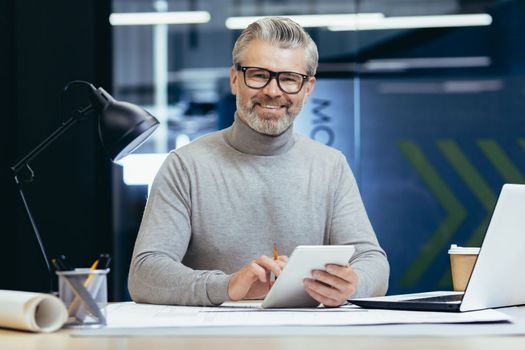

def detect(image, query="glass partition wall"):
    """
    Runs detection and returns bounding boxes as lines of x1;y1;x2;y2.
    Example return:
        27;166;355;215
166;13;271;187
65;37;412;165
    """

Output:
111;0;525;300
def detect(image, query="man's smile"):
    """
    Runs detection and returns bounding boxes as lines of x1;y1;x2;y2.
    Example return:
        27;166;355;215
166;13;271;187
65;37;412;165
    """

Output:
255;103;285;113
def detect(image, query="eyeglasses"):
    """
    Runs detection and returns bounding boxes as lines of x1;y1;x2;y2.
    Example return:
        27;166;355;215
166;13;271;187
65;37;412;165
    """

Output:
236;64;310;94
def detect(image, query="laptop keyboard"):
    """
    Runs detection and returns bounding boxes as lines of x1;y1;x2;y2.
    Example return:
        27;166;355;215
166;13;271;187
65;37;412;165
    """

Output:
404;294;464;303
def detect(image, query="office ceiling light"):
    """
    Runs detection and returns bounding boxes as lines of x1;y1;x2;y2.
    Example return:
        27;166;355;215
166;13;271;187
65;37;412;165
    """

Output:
225;13;384;29
328;14;492;31
109;11;211;26
363;56;491;71
378;80;503;94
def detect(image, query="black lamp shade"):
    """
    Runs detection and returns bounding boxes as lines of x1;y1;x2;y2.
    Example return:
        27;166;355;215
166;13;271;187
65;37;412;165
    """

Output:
90;87;160;162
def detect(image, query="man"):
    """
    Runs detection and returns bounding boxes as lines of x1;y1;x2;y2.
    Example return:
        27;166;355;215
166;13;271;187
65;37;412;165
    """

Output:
128;17;389;307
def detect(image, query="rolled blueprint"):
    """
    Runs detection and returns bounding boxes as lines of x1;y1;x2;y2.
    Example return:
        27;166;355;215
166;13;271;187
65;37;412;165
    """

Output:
0;289;67;332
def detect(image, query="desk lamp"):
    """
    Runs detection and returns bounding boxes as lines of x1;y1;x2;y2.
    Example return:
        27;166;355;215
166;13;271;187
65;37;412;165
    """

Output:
11;80;160;292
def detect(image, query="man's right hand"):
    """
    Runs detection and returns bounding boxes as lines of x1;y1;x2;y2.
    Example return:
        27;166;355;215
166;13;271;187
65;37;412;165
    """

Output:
228;255;288;301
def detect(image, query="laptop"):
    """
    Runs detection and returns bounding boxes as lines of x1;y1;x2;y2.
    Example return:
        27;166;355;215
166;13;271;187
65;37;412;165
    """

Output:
349;184;525;312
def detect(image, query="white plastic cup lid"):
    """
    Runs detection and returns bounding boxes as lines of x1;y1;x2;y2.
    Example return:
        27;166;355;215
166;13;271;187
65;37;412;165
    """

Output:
448;244;480;255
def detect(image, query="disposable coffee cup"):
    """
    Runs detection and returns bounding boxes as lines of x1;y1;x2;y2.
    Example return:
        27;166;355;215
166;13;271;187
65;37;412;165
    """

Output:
448;245;480;292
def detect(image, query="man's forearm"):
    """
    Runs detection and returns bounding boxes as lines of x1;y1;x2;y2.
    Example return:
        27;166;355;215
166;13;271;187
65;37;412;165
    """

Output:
351;251;390;298
128;252;231;306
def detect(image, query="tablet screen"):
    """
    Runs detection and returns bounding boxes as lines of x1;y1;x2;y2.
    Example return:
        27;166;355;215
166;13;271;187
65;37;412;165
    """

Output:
262;245;355;308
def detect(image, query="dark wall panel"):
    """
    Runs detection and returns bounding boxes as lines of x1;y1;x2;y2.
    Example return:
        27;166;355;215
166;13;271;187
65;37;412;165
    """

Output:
1;0;112;295
0;0;17;291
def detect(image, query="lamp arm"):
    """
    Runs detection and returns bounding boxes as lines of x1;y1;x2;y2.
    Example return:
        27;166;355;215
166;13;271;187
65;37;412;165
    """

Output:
10;104;94;293
12;104;94;177
12;180;54;292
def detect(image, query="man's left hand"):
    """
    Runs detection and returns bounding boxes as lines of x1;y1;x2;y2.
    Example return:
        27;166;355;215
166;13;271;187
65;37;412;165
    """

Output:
303;264;358;307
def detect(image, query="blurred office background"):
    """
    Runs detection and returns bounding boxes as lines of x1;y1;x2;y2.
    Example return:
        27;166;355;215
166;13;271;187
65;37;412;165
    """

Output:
2;0;525;301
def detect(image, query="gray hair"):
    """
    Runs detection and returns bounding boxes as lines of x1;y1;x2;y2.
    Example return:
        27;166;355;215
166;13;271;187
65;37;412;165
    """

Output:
232;17;319;76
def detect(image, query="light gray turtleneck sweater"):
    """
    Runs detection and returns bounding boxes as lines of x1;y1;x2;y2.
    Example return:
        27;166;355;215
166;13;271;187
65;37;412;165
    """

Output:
128;116;389;306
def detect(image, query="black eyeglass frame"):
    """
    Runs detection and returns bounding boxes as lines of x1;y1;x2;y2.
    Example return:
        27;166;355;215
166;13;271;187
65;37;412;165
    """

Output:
235;64;311;94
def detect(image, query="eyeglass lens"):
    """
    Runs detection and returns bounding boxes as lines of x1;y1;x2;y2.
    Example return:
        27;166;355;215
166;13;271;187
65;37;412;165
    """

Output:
244;68;304;93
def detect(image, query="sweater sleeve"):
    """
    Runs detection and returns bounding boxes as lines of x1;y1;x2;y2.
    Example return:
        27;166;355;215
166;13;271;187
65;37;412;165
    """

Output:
128;152;231;306
329;152;390;298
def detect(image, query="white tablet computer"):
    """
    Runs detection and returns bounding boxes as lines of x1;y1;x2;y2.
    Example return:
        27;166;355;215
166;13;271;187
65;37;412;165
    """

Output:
261;245;355;309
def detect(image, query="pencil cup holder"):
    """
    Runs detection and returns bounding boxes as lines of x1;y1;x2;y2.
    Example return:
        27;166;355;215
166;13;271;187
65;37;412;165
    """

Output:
56;268;109;327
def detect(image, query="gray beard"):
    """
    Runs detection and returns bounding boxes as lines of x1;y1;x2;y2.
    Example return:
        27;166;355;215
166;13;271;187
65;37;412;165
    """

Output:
244;109;294;136
237;100;301;136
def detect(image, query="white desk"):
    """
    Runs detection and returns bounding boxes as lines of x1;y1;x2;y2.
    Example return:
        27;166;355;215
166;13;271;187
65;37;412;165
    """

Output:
2;329;525;350
2;306;525;350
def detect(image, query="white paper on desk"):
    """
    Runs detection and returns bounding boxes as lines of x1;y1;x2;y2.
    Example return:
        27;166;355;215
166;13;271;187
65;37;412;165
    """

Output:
0;289;68;332
106;302;512;328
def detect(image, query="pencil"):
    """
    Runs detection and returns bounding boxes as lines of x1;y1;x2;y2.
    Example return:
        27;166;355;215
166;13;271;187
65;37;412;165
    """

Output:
67;259;100;315
83;259;100;287
271;243;279;283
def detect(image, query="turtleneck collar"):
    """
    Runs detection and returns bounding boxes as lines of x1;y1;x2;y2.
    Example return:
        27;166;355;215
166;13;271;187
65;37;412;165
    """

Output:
224;113;295;156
